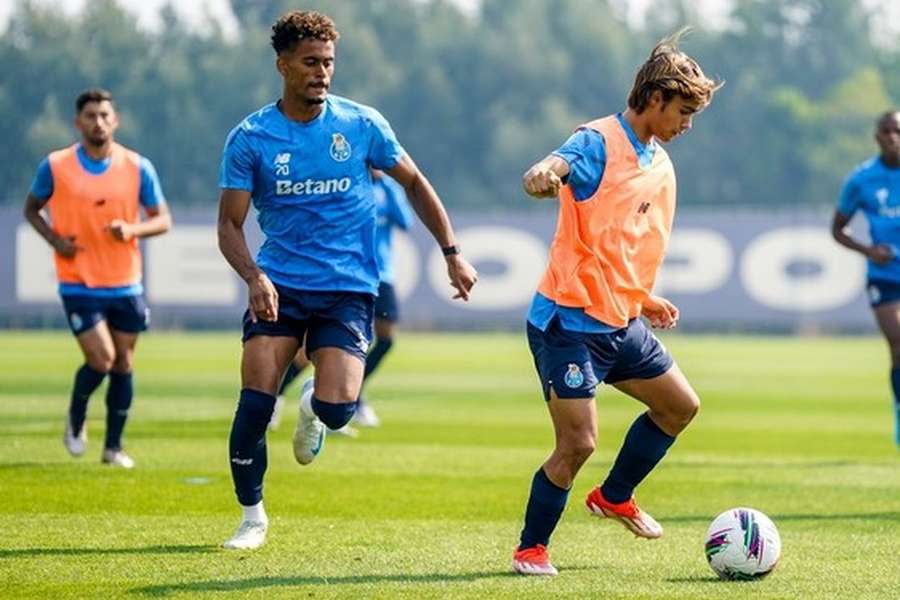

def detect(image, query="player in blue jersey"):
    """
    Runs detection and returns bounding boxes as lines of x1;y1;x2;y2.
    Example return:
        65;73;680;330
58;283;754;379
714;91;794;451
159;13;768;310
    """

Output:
23;88;172;469
271;168;414;431
832;109;900;448
217;11;478;550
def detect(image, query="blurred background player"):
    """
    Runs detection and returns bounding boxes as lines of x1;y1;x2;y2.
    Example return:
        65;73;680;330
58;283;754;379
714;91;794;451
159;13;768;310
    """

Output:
269;168;413;431
832;109;900;448
512;32;720;575
22;88;172;469
217;10;477;550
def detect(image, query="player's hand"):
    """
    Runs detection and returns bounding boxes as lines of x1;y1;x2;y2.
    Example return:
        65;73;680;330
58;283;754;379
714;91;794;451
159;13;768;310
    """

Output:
446;254;478;301
642;295;679;329
523;164;562;198
867;244;895;265
52;235;81;258
247;272;279;323
108;219;135;241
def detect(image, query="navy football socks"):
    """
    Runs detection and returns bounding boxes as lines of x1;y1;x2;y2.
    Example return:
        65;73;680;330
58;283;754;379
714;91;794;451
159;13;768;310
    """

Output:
364;337;394;379
311;396;358;429
891;368;900;446
229;389;276;506
69;364;106;436
601;412;675;504
104;371;133;450
519;467;570;549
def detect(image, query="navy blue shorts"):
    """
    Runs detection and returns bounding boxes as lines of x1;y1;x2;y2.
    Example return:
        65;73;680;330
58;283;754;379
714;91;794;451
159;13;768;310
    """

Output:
867;279;900;308
373;282;399;323
242;284;374;362
527;316;674;401
61;294;150;336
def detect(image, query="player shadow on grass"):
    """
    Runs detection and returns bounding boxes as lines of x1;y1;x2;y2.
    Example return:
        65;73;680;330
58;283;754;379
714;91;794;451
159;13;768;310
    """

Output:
130;568;589;597
0;544;217;558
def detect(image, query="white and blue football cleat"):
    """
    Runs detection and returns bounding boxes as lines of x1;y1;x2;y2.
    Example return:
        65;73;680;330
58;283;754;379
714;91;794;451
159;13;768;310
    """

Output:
292;378;325;465
222;520;267;550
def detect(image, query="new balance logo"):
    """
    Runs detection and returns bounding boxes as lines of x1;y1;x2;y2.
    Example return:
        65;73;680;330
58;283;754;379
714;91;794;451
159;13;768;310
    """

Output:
637;202;651;214
274;153;291;165
231;457;253;466
276;177;352;196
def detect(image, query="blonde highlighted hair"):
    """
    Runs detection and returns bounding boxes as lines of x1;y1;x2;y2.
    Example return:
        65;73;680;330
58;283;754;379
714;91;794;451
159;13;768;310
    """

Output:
627;28;722;113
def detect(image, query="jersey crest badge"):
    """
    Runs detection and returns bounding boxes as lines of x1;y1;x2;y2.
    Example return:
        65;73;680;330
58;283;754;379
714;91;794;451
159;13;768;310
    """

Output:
876;188;889;206
330;133;351;162
564;363;584;388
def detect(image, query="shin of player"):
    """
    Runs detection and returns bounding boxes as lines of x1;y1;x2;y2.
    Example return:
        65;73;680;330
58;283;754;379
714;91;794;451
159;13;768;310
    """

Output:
513;31;721;576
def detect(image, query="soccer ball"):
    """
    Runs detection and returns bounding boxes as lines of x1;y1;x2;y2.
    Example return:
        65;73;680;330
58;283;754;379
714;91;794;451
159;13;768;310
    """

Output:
704;507;781;580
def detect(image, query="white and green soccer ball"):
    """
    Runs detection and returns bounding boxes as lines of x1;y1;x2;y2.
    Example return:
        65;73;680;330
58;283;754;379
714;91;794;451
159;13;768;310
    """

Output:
704;507;781;580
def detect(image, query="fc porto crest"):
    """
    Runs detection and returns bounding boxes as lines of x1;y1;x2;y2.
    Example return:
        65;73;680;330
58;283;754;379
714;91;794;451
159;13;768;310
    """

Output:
329;133;351;162
564;363;584;388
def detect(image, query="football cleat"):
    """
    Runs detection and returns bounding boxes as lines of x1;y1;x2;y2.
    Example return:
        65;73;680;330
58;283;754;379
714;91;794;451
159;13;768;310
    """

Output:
292;378;325;465
585;486;663;539
512;544;558;576
222;520;267;550
328;424;359;438
101;448;135;469
267;395;285;431
352;401;380;428
64;418;87;457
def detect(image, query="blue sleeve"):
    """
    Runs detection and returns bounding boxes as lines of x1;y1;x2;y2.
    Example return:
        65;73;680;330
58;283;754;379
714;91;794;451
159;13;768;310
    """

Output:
364;108;405;171
219;126;256;191
29;158;54;200
383;178;414;231
552;129;607;202
138;157;166;208
837;172;860;217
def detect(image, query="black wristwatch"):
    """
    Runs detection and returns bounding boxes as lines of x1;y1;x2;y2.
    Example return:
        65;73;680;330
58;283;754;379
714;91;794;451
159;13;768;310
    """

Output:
441;244;461;257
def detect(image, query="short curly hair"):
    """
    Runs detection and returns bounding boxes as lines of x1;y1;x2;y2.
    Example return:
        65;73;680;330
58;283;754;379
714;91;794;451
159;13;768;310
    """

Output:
271;10;339;54
627;29;722;114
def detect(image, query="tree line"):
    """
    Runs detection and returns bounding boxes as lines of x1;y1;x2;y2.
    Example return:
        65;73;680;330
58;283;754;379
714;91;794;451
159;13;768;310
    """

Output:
1;0;897;210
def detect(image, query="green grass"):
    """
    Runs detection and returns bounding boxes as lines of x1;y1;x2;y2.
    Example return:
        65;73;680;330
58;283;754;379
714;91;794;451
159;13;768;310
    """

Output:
0;330;898;599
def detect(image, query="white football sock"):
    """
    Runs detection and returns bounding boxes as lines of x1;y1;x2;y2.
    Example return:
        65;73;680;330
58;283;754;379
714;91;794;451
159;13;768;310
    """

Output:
242;501;267;524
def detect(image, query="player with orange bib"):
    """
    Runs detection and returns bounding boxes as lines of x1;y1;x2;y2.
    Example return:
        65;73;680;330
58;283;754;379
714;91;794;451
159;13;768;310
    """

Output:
23;89;172;469
512;32;721;576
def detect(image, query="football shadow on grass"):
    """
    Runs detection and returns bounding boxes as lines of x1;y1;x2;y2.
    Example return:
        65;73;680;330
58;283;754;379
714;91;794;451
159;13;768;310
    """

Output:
665;576;750;585
0;544;217;558
132;570;531;596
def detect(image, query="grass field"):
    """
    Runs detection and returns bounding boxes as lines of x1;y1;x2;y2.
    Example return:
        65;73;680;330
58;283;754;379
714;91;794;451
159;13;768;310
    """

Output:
0;330;898;599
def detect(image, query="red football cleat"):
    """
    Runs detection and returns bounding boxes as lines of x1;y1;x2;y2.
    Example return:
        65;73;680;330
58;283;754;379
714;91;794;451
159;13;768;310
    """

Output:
512;544;558;576
585;486;663;539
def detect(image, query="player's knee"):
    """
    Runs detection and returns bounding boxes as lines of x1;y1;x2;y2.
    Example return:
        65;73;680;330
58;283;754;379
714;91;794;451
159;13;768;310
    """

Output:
559;433;596;467
889;343;900;367
669;394;700;432
112;354;133;374
86;352;114;374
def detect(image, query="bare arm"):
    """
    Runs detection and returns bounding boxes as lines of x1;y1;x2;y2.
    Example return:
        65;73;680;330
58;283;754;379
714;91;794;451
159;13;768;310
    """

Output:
109;203;173;241
386;154;477;300
522;154;571;198
23;192;79;257
831;210;893;264
217;188;278;322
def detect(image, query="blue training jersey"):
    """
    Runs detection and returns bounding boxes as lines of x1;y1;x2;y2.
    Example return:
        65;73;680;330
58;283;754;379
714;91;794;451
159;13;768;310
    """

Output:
527;113;657;333
29;143;166;298
373;174;413;284
219;96;405;295
837;156;900;284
